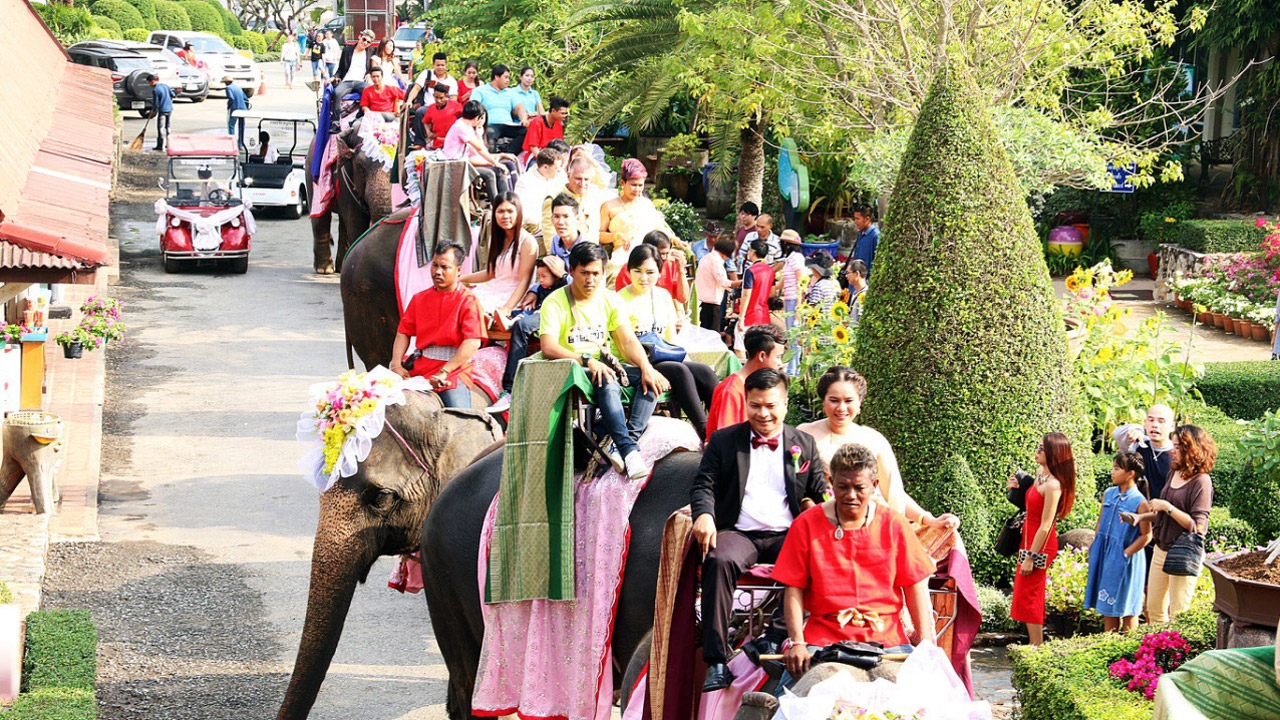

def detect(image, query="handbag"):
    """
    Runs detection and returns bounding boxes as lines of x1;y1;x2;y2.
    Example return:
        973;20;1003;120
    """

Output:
994;512;1025;558
811;640;884;670
1162;531;1205;577
637;331;687;363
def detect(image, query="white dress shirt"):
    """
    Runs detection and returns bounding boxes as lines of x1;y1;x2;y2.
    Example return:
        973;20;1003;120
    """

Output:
735;432;793;532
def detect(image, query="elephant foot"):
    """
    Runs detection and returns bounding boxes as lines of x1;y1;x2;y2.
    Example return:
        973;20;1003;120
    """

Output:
314;260;335;275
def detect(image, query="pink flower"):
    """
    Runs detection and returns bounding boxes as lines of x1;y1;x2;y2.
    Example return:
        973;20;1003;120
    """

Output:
1256;217;1268;228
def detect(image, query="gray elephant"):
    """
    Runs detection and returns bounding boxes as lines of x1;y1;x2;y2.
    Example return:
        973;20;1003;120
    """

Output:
338;208;408;371
307;124;396;275
422;448;703;720
275;391;504;720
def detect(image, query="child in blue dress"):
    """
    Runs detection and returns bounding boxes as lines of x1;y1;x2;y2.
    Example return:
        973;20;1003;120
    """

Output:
1084;451;1153;632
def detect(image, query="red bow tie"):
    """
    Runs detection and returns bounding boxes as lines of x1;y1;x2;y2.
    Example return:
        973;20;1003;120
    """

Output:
751;434;779;451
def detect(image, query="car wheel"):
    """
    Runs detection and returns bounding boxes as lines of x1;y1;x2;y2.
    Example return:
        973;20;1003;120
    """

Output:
163;254;182;274
284;186;307;219
225;257;249;274
191;95;206;103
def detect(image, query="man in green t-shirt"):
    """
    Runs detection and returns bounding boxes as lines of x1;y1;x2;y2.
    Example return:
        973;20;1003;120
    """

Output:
539;242;670;479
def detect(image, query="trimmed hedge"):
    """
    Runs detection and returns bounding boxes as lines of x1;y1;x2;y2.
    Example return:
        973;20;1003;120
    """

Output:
6;609;98;720
1010;606;1216;720
232;30;267;55
210;0;243;36
154;0;191;31
91;14;123;37
855;61;1092;583
178;0;223;34
1171;219;1268;254
123;27;149;41
88;0;145;34
1197;361;1280;420
122;0;159;29
977;585;1019;634
1207;505;1258;552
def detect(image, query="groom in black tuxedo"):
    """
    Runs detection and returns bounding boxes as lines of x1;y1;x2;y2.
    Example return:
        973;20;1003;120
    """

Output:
690;368;827;691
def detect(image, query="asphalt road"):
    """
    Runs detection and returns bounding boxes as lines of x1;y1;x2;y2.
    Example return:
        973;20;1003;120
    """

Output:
45;62;452;720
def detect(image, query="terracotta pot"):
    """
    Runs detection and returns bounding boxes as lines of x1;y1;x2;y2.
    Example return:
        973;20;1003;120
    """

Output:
1207;550;1280;629
1253;323;1271;342
1234;318;1250;337
1212;313;1227;329
1197;311;1214;325
1177;298;1193;311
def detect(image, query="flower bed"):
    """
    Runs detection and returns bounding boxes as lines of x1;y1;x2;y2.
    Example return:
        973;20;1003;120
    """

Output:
1166;218;1279;342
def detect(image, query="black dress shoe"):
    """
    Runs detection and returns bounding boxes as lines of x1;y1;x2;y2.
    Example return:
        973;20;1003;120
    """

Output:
702;662;734;692
741;636;782;665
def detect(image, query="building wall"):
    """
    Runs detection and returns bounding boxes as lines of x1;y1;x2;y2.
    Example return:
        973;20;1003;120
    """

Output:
0;0;67;221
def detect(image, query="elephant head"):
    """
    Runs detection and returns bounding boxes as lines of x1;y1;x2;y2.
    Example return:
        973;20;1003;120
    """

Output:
276;391;504;720
336;123;395;222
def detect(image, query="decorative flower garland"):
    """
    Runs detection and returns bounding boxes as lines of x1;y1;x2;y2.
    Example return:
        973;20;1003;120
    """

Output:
296;366;432;492
359;116;401;172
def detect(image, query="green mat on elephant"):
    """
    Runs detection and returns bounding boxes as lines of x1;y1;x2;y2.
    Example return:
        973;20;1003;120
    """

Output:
486;358;594;603
1154;644;1278;720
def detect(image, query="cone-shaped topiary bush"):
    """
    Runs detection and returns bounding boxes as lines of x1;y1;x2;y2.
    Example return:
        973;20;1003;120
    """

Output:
854;62;1091;574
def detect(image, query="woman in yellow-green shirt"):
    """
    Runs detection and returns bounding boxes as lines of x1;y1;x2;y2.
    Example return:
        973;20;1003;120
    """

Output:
616;245;717;439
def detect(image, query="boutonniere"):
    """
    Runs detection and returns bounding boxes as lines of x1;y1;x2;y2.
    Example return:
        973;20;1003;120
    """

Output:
790;445;803;472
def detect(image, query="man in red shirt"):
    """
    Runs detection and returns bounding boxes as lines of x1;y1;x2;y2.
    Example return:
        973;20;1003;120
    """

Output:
705;324;785;440
417;83;462;149
522;96;569;159
390;243;487;408
360;66;404;115
733;238;776;353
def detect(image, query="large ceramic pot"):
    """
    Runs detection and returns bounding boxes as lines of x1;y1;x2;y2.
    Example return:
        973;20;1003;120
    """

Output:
1206;550;1280;628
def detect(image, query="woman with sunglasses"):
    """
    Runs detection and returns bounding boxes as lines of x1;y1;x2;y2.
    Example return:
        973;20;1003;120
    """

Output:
1008;432;1076;645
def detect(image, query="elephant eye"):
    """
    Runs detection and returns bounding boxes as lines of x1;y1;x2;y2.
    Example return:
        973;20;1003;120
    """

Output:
362;486;400;510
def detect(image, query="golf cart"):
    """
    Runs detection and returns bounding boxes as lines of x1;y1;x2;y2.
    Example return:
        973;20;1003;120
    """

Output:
233;110;316;219
157;134;255;274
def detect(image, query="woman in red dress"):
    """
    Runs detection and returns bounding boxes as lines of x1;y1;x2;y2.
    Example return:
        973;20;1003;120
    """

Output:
1009;432;1076;645
458;60;480;105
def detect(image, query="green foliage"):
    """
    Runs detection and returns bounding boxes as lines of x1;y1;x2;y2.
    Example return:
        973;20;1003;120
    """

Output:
123;27;150;42
654;196;702;245
155;0;192;31
88;0;145;34
34;1;98;44
784;296;858;425
122;0;160;29
1136;200;1195;244
1232;409;1280;539
1010;606;1216;720
931;454;994;555
854;64;1091;566
91;15;123;38
22;610;97;692
1197;361;1280;420
179;0;223;35
4;687;97;720
1206;506;1259;555
232;30;267;55
1172;220;1269;254
0;580;12;604
213;0;243;36
1045;546;1102;633
976;585;1020;634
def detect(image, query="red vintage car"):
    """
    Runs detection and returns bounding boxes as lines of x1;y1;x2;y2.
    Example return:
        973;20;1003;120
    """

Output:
157;134;255;274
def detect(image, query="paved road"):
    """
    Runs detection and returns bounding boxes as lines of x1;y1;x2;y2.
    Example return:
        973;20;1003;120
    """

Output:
45;62;451;719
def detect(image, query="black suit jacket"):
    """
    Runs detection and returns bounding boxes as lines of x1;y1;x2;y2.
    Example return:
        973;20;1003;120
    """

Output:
690;422;827;531
335;45;374;82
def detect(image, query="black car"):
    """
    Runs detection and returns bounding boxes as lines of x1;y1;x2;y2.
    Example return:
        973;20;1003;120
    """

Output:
67;44;155;116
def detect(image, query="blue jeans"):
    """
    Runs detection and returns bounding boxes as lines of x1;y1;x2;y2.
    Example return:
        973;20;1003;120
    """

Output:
312;59;324;78
592;364;656;458
326;62;337;78
227;116;245;148
502;312;541;392
436;385;471;408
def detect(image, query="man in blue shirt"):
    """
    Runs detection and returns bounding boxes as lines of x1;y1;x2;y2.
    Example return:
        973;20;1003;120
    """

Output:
852;204;880;275
147;74;175;151
224;76;249;148
470;64;528;153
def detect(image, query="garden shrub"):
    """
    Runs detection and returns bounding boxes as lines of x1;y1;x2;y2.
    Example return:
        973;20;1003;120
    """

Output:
88;0;145;35
121;0;159;29
1010;606;1216;720
854;62;1092;582
976;585;1019;634
209;0;243;36
178;0;222;35
1229;409;1280;539
0;580;12;604
123;27;149;42
1172;219;1268;254
1197;361;1280;420
33;2;97;44
1206;505;1258;554
232;30;267;55
91;14;123;38
932;454;993;554
154;0;191;31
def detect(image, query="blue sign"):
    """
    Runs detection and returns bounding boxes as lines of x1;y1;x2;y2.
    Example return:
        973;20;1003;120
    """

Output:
1103;162;1137;194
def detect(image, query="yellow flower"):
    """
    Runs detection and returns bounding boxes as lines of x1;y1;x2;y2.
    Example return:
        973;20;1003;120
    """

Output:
831;301;850;319
833;326;850;344
1116;269;1134;285
1165;217;1176;223
1112;321;1129;336
1065;275;1080;292
1095;345;1114;363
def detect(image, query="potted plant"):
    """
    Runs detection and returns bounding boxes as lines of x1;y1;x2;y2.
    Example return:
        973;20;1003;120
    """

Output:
55;326;92;359
1248;306;1274;341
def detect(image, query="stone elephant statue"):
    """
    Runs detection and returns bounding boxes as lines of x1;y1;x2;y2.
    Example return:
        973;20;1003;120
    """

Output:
306;123;396;275
274;391;504;720
421;448;703;720
0;412;63;514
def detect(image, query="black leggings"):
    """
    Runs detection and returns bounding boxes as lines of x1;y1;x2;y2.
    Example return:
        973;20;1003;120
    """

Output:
474;165;512;199
655;360;717;438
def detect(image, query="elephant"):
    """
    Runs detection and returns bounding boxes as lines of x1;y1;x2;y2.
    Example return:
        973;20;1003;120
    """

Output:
275;391;505;720
338;208;407;370
307;123;396;275
422;447;703;720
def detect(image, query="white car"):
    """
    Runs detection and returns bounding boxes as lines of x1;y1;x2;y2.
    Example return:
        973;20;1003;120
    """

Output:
233;110;315;219
148;30;262;96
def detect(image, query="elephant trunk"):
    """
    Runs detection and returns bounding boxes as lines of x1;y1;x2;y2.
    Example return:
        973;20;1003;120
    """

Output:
277;491;379;720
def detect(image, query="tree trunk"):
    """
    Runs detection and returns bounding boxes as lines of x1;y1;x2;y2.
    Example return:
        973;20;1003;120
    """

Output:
736;117;765;210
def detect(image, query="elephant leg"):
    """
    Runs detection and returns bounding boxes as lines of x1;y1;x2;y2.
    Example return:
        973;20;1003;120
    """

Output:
312;211;335;274
26;443;61;515
0;454;23;508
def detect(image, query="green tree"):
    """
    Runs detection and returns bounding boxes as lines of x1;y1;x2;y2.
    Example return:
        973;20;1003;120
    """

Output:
88;0;146;33
154;0;192;31
179;0;223;35
122;0;160;30
35;2;97;43
91;14;124;37
854;63;1091;558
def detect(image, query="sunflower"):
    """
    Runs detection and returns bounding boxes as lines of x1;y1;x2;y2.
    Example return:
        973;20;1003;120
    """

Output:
1111;321;1129;337
1065;275;1081;292
1095;345;1114;363
831;301;850;319
833;326;850;344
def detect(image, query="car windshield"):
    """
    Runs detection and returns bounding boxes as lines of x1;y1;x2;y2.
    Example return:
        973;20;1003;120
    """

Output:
168;157;238;203
187;36;234;53
113;57;152;73
393;27;426;42
246;119;316;158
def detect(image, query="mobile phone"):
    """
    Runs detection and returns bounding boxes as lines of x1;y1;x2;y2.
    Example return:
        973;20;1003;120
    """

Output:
1119;511;1139;526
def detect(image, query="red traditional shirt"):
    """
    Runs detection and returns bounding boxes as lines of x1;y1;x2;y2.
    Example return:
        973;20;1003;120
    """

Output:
522;114;565;155
772;505;935;648
613;258;688;304
706;373;746;441
397;286;487;388
423;100;463;149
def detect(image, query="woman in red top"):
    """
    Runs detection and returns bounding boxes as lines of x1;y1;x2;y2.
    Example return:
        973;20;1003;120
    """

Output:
390;243;488;408
457;60;481;105
774;442;936;681
1008;432;1076;645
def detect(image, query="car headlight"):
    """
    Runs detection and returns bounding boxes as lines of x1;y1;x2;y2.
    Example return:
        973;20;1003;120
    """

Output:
230;217;241;228
170;217;181;227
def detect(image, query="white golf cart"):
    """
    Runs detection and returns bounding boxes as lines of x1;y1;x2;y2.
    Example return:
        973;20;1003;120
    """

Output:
233;110;316;219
